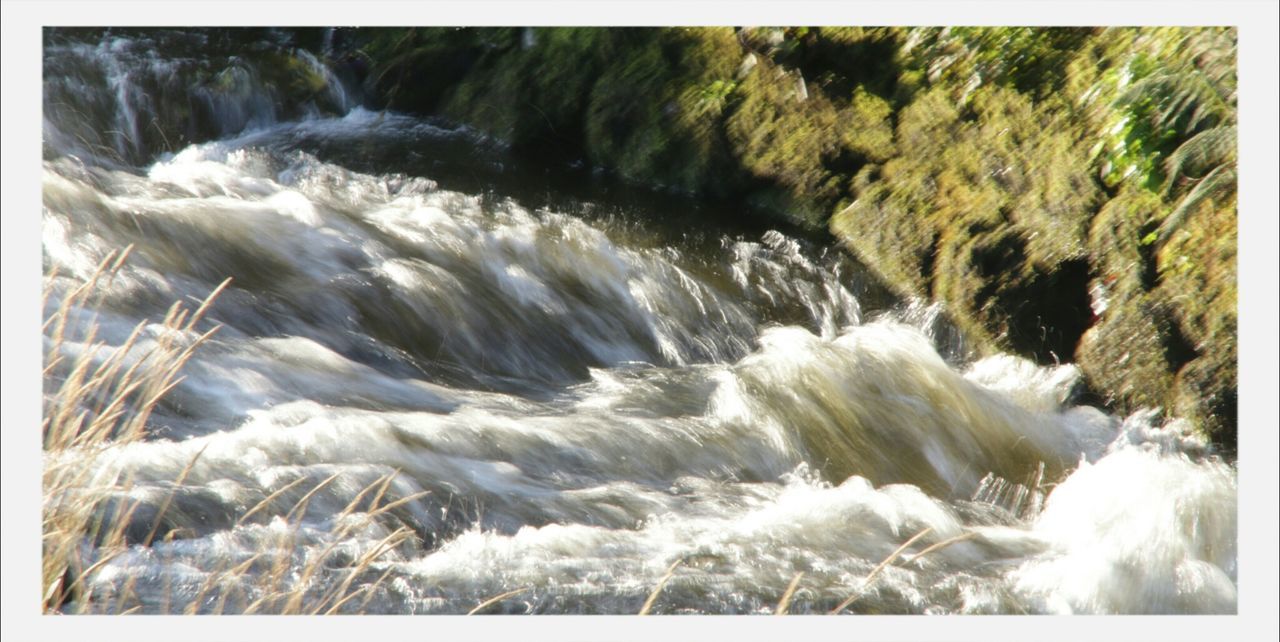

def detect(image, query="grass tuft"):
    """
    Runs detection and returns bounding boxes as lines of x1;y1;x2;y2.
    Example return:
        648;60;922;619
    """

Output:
42;252;418;614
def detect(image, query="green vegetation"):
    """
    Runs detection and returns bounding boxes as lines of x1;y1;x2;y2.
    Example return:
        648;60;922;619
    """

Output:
834;83;1100;362
349;26;1236;445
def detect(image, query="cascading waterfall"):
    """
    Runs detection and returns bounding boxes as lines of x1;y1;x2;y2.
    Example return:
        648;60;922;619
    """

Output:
41;29;1237;615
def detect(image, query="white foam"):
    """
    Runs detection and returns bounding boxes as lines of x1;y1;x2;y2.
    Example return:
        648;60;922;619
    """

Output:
1013;440;1237;614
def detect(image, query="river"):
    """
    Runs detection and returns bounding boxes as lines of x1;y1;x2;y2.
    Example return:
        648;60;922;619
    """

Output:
41;28;1237;615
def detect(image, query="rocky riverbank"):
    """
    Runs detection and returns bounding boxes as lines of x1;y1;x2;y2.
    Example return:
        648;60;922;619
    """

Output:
256;27;1242;447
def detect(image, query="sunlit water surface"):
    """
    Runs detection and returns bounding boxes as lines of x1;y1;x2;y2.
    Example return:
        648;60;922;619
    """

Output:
41;30;1237;615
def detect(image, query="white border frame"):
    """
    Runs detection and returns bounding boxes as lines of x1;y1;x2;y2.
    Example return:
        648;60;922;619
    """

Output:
4;3;1276;641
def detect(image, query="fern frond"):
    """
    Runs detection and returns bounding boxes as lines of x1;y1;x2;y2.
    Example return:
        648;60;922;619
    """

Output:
1156;163;1236;248
1119;70;1232;136
1162;125;1236;191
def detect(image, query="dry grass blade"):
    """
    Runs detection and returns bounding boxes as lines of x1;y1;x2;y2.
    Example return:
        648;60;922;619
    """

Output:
189;278;233;325
830;526;933;614
186;551;266;614
775;571;805;615
283;477;394;613
114;572;140;614
318;526;414;617
357;566;398;612
284;472;342;524
278;470;425;615
310;527;414;615
467;587;532;615
59;546;128;610
242;527;297;615
638;558;683;615
902;531;978;566
321;584;376;616
41;253;228;614
365;490;432;520
235;476;311;528
336;470;399;519
142;445;209;547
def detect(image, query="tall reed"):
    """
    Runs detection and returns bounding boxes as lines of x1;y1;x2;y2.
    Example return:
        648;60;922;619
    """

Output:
43;247;226;612
42;249;412;614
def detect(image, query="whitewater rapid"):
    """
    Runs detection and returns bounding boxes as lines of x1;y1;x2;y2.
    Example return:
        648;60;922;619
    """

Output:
41;31;1237;615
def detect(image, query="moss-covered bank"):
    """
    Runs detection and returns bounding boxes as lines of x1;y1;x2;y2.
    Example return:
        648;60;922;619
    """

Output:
343;26;1237;448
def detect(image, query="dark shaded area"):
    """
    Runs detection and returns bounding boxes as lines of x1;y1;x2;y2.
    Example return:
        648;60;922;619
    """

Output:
1000;259;1094;365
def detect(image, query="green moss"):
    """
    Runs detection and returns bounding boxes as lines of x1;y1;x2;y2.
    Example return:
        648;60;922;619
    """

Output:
1155;197;1236;350
840;87;895;163
1172;350;1237;449
1088;187;1164;295
583;28;743;196
1079;185;1236;442
1156;196;1236;444
933;227;1028;343
435;28;615;154
833;85;1098;360
723;58;849;227
1076;291;1181;410
250;51;331;105
899;27;1096;102
774;27;906;103
831;170;935;298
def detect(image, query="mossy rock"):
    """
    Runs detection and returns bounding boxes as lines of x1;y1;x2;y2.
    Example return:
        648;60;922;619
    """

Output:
833;85;1097;362
1155;197;1237;445
724;58;848;227
757;27;906;105
933;224;1091;362
933;226;1027;345
839;87;896;164
438;28;615;155
362;27;493;115
1172;350;1236;450
583;28;744;196
260;50;329;98
830;170;936;299
897;27;1097;103
1076;291;1182;411
1088;187;1165;295
831;89;963;299
1155;197;1236;354
1079;189;1176;416
1082;186;1236;444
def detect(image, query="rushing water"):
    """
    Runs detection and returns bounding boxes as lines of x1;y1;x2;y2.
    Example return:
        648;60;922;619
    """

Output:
42;29;1238;615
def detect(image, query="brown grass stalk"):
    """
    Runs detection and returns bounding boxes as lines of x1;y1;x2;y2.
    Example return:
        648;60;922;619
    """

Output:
830;526;933;615
468;587;532;616
638;558;684;615
42;248;225;613
43;251;422;615
775;571;805;615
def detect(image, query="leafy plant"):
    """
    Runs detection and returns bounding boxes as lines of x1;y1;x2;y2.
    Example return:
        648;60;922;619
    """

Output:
1100;28;1236;246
